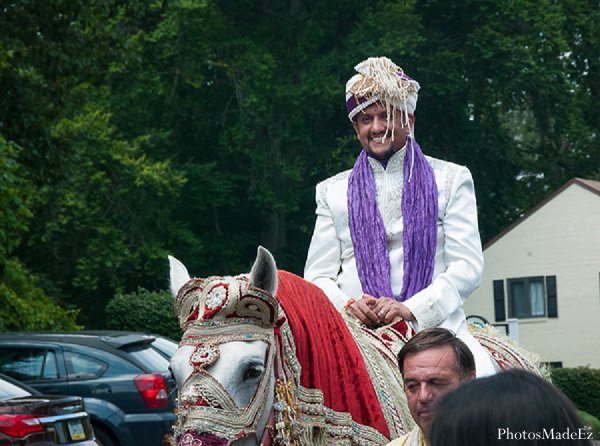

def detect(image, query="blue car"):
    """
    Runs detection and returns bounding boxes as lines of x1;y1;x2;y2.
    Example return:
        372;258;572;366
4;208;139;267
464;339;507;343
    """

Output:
0;332;178;446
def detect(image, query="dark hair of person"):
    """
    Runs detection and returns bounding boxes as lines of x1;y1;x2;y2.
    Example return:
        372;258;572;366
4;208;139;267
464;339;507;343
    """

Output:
427;368;593;446
397;328;475;380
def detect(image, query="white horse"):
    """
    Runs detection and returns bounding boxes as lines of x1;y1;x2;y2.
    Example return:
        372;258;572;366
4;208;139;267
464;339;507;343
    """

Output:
167;247;546;446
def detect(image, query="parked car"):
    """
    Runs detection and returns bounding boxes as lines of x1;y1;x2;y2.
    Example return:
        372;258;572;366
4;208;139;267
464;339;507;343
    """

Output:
0;372;98;445
68;331;180;361
0;332;178;446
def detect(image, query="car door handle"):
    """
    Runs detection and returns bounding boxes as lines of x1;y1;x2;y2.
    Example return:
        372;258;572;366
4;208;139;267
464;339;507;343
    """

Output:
92;384;112;397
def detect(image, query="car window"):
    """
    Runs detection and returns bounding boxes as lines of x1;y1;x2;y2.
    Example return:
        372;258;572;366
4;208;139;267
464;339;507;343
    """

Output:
151;337;178;358
0;348;59;382
64;351;107;380
0;377;32;400
63;348;140;377
124;345;171;373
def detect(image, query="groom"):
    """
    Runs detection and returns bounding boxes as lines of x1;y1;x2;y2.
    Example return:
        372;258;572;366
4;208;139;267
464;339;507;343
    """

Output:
304;56;496;377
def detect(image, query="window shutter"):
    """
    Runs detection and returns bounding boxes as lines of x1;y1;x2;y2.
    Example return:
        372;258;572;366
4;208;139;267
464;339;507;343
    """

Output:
493;280;506;322
546;276;558;318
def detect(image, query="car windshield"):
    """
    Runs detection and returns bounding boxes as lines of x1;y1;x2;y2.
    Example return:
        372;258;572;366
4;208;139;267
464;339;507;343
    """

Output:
0;378;31;400
124;345;171;373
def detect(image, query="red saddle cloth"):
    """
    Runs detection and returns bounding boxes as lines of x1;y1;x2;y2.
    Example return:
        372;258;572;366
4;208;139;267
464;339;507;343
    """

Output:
276;270;390;438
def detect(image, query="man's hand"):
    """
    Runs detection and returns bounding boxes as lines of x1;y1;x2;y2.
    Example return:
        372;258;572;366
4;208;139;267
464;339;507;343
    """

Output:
371;297;415;325
345;294;380;327
345;295;415;327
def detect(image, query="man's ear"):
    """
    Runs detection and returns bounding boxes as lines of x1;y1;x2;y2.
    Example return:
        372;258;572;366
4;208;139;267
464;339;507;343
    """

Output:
352;120;360;136
406;113;414;127
406;114;416;135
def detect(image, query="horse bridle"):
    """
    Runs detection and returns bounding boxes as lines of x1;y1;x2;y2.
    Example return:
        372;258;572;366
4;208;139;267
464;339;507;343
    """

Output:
174;327;276;445
172;275;282;446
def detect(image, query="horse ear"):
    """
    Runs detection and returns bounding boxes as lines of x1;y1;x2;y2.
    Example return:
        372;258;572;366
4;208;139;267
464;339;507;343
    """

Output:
168;255;191;297
248;246;278;296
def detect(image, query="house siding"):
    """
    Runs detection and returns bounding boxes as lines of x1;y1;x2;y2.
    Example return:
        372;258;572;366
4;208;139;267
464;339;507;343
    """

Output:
464;181;600;368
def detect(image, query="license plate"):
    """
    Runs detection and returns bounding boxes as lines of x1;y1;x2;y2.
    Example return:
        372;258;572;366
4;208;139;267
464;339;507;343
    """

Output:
67;419;86;441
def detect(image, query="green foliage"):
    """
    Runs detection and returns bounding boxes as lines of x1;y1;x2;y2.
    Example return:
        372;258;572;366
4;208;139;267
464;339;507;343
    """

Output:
17;98;194;326
551;367;600;420
0;258;81;331
0;136;31;259
578;411;600;440
0;136;79;330
105;287;181;341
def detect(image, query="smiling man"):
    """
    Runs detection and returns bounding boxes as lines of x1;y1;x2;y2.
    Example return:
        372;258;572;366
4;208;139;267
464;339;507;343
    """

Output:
304;56;496;377
389;328;476;446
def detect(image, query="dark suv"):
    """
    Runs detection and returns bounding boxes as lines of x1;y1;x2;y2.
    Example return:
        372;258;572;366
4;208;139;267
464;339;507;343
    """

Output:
0;332;178;446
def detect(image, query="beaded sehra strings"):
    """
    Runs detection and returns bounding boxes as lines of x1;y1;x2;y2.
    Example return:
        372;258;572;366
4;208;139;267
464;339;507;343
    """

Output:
347;57;418;145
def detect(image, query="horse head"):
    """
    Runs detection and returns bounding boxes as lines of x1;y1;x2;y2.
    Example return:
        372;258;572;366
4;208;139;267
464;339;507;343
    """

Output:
168;246;278;446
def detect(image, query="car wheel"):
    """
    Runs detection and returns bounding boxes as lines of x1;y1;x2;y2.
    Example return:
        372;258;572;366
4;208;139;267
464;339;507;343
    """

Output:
93;425;118;446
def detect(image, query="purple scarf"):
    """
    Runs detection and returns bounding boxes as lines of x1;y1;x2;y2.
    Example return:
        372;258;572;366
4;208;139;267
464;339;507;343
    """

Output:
348;136;438;301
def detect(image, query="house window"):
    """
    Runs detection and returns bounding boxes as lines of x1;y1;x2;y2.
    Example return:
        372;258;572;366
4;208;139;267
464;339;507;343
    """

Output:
543;361;563;369
508;277;545;318
493;276;557;322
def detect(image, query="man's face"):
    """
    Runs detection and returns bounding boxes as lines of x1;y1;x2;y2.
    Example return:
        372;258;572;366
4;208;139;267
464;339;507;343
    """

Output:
352;102;413;160
402;345;471;431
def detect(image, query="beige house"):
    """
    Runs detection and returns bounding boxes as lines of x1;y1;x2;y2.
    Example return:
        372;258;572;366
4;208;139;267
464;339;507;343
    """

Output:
464;177;600;368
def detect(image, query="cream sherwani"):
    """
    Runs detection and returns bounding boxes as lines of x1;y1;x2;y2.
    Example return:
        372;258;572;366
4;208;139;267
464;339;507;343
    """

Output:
304;148;496;376
387;428;427;446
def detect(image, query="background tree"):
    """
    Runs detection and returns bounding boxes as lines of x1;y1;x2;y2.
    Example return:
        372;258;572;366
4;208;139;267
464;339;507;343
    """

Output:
0;137;80;330
0;0;597;329
1;1;199;326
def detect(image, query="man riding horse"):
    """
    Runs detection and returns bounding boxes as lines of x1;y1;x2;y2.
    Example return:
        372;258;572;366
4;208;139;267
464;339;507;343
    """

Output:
166;57;548;446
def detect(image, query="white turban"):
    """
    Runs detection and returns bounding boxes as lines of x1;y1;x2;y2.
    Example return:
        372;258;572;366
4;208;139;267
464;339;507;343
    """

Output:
345;57;420;122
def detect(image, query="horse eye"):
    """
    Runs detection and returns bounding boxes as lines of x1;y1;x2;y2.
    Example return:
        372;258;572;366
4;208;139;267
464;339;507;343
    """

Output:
243;365;264;381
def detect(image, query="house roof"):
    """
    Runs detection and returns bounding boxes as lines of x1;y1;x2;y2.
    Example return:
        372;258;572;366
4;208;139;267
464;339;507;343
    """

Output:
576;178;600;193
483;177;600;250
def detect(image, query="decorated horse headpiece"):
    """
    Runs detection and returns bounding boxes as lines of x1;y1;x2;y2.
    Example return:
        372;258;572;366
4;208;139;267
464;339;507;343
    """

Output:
172;266;280;446
174;274;279;331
